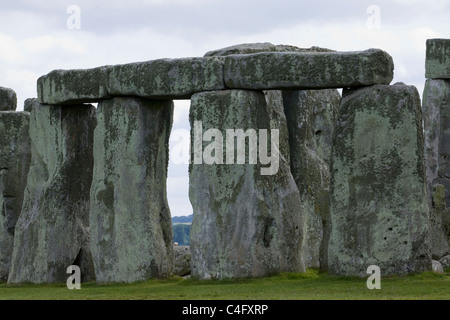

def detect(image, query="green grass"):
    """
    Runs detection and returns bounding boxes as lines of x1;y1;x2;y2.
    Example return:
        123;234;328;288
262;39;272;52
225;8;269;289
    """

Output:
0;270;449;300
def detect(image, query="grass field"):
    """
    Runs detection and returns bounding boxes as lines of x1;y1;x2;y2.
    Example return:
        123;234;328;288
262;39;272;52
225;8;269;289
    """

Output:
0;270;449;300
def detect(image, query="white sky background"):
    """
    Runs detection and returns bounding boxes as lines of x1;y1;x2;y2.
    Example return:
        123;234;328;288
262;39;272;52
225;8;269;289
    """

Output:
1;0;449;216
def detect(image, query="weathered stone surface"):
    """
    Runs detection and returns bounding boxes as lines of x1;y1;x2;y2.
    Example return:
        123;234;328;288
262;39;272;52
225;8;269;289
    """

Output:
206;43;336;271
426;39;450;79
204;42;334;57
38;57;225;105
37;67;111;105
328;84;431;276
24;98;38;113
283;89;341;270
422;79;450;207
173;246;191;277
432;260;444;274
90;97;174;283
0;87;17;111
189;89;306;279
0;112;31;281
439;255;450;269
8;103;96;284
430;185;450;259
224;49;394;90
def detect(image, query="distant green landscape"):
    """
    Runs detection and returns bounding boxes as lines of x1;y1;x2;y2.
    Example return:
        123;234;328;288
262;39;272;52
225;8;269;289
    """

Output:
172;214;192;246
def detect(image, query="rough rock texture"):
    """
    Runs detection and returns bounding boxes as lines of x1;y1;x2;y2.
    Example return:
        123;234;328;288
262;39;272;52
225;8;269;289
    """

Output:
426;39;450;79
283;89;341;270
328;84;431;276
38;67;110;105
224;49;394;90
189;89;306;279
430;185;450;259
8;103;96;284
439;255;450;269
90;97;174;283
0;112;31;281
37;57;225;105
432;260;444;274
24;98;38;113
174;246;191;276
206;43;338;271
0;87;17;111
422;79;450;207
204;42;334;57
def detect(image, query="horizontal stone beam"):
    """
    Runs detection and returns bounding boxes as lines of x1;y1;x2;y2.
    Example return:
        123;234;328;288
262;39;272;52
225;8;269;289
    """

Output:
38;49;395;104
224;49;394;90
37;57;226;105
426;39;450;79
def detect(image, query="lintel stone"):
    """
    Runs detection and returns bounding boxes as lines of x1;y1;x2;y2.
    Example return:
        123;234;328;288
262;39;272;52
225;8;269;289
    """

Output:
426;39;450;79
224;49;394;90
37;57;226;105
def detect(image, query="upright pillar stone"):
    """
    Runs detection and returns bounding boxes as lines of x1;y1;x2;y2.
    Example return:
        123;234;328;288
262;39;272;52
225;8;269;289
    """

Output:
423;39;450;260
0;111;31;281
283;89;341;270
423;79;450;207
189;89;306;279
328;83;431;276
8;102;96;283
429;185;450;259
90;97;174;283
206;43;338;271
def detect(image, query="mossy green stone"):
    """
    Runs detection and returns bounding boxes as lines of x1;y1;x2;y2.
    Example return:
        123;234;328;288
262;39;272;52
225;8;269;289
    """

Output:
430;185;450;259
0;111;30;281
283;89;341;270
37;57;226;105
37;67;111;105
224;49;394;90
189;90;306;279
90;97;174;283
0;87;17;111
422;79;450;207
8;103;96;284
426;39;450;79
107;57;225;99
329;84;430;276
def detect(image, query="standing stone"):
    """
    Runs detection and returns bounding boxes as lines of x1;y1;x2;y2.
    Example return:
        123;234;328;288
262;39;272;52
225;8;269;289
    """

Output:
206;43;337;272
90;97;174;283
189;89;306;279
8;103;96;284
0;112;31;281
24;98;37;113
423;79;450;207
426;39;450;79
430;185;450;259
283;89;341;270
329;84;431;276
0;87;17;111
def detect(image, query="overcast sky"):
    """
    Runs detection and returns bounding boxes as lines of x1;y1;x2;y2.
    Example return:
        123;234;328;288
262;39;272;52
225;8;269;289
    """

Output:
1;0;449;216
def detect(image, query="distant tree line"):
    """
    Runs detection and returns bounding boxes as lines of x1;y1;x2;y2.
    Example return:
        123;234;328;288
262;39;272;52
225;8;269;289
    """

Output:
172;215;193;246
